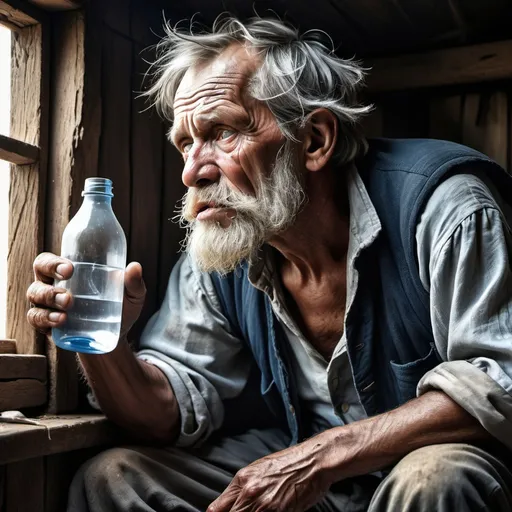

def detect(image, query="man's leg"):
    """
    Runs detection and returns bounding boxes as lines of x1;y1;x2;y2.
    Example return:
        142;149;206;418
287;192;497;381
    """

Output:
68;428;291;512
369;443;512;512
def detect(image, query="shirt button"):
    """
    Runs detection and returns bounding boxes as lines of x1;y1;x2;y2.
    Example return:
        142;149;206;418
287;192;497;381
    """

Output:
289;405;295;415
341;403;350;413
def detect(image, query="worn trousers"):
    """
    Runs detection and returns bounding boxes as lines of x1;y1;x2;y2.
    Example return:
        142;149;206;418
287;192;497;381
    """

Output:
68;428;512;511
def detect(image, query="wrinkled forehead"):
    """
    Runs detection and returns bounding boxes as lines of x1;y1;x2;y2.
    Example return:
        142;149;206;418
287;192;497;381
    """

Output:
173;43;261;110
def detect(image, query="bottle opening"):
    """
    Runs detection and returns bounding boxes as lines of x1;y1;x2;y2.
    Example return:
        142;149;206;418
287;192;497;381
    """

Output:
82;177;114;197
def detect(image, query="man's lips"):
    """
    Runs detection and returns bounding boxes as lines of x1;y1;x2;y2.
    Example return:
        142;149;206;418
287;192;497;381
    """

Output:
195;202;236;225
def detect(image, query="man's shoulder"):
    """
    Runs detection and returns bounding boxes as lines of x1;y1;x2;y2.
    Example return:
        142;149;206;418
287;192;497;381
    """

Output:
364;138;492;176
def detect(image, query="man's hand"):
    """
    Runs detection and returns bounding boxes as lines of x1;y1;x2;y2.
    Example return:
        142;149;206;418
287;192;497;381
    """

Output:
207;439;333;512
26;252;146;337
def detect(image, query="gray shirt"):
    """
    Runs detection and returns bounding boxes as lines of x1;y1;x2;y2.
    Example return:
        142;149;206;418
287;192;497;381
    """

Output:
137;168;512;449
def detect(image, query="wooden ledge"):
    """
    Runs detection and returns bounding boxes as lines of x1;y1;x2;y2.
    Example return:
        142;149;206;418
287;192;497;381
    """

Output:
0;414;120;465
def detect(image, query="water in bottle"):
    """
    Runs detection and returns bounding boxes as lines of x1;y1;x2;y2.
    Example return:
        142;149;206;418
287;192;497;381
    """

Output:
52;178;127;354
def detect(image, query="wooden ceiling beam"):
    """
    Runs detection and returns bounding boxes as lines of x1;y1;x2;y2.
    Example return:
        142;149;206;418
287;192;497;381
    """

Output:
366;39;512;93
28;0;81;10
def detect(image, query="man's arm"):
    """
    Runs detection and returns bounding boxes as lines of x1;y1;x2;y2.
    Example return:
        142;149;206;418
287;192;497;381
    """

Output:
79;338;180;443
322;389;490;479
208;390;490;512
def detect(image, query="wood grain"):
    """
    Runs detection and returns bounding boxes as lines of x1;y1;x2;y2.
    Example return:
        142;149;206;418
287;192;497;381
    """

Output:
0;354;46;380
44;10;92;414
28;0;81;10
4;457;44;512
0;339;16;354
367;40;512;92
7;23;48;355
0;379;46;410
129;43;164;339
98;26;132;239
0;414;119;465
0;0;38;27
462;92;508;168
0;134;39;164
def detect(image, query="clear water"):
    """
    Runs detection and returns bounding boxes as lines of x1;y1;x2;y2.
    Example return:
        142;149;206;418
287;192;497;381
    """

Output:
52;262;124;354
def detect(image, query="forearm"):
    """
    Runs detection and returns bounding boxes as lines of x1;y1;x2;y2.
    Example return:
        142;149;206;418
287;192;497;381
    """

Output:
78;337;180;443
317;390;491;481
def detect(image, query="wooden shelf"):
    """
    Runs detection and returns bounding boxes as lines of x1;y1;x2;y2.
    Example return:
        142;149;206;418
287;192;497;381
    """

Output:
0;134;40;165
0;414;120;465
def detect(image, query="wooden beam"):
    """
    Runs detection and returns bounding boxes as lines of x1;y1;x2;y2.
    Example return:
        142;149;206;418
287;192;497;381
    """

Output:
0;339;16;354
0;0;47;25
366;40;512;93
0;134;40;165
0;379;46;410
0;414;120;465
0;0;37;27
28;0;81;10
0;354;46;380
7;21;49;355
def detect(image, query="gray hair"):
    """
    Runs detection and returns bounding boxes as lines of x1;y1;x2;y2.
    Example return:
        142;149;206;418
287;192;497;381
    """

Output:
147;16;372;167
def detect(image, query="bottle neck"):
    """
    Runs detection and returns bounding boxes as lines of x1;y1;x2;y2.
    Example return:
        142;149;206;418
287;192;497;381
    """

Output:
81;193;113;208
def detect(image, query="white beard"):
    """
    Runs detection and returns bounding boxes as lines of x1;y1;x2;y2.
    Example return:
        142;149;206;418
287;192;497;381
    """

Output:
179;141;305;274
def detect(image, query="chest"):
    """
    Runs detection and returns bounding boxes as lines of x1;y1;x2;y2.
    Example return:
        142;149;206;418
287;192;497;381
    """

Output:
282;271;347;360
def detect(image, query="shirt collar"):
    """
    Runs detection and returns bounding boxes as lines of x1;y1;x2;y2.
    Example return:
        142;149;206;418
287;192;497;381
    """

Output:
249;165;382;291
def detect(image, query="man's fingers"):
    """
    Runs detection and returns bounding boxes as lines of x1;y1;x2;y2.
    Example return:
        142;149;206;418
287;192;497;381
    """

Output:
27;281;72;311
207;482;240;512
124;262;146;303
27;306;66;332
33;252;73;283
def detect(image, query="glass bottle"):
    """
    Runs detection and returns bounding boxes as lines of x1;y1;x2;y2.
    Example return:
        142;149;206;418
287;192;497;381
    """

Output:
52;177;126;354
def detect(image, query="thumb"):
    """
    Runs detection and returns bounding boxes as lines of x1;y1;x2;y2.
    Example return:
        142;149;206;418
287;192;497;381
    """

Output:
124;262;146;302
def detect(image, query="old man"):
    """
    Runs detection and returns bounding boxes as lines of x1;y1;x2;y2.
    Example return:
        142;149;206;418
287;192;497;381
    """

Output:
28;17;512;512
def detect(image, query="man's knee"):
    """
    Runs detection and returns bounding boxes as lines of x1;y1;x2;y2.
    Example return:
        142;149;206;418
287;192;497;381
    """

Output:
370;443;512;511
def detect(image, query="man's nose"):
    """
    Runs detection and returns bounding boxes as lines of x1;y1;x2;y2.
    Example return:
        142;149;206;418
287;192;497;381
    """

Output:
182;143;220;188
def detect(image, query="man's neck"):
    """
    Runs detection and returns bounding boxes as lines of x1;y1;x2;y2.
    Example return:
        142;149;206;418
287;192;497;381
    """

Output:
268;167;350;282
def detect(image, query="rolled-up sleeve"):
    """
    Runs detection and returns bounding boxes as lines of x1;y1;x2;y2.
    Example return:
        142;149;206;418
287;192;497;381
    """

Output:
137;253;252;448
416;173;512;448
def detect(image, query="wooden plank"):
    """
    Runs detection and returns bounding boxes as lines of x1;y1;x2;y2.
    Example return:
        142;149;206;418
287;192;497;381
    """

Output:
158;142;186;303
101;0;130;35
45;10;100;414
462;92;508;168
7;23;48;355
97;26;132;240
0;339;16;354
0;0;38;27
4;457;44;512
129;41;164;340
0;354;46;379
366;40;512;92
0;379;46;410
0;414;119;465
0;134;39;164
28;0;81;10
429;95;462;142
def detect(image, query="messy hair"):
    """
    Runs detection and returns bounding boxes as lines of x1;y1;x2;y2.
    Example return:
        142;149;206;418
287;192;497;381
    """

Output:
146;16;372;167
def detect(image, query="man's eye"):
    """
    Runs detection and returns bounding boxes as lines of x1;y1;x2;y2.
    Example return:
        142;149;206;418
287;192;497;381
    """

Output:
219;129;235;140
182;142;193;153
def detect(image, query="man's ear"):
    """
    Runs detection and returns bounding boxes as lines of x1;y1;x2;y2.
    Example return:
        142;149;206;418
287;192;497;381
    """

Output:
302;109;338;172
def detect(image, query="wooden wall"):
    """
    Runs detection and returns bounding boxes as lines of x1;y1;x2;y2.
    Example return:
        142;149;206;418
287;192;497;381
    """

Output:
82;0;186;341
362;86;511;171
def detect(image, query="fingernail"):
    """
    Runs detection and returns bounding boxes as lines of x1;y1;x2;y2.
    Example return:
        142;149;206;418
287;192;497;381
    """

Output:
55;293;68;308
56;263;68;279
49;312;63;323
